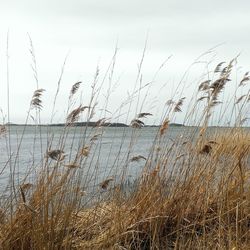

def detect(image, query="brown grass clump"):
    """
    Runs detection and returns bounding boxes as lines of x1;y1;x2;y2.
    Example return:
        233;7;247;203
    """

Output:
1;128;249;249
211;130;250;158
0;57;250;249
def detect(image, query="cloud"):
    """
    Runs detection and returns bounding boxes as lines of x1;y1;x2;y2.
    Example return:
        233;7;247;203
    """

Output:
0;0;250;123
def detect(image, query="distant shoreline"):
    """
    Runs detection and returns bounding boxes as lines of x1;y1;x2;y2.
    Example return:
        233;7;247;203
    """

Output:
4;122;185;128
4;122;250;128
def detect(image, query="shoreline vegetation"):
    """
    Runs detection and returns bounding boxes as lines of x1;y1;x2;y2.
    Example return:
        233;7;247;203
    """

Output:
0;52;250;249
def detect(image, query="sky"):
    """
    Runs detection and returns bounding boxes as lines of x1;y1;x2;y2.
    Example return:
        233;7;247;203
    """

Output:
0;0;249;125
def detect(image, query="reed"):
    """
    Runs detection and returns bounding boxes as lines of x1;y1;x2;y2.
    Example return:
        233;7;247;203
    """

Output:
0;50;249;249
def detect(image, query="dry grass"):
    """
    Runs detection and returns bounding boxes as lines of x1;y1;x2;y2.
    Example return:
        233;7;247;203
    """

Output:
211;130;250;157
0;56;249;249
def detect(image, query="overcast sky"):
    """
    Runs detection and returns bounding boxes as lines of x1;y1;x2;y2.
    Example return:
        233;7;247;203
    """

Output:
0;0;249;125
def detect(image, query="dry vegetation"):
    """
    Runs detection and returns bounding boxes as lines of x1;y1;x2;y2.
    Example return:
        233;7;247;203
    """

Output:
0;52;249;250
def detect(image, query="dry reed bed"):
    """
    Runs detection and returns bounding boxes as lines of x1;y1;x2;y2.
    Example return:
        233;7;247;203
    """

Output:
0;58;249;249
0;130;249;249
69;131;250;249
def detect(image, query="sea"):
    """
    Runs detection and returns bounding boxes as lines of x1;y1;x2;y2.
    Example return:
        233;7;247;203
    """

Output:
0;125;248;194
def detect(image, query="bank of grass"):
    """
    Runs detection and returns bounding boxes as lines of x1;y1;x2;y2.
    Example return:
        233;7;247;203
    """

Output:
0;56;249;249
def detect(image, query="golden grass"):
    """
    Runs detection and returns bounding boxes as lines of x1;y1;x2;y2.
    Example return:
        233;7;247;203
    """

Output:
212;130;250;157
0;57;249;249
0;128;249;249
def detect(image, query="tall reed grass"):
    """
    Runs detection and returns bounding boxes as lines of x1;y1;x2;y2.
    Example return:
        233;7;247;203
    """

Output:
0;46;249;249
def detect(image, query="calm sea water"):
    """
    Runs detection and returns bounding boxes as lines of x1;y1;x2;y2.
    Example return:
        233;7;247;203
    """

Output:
0;125;248;191
0;126;195;185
